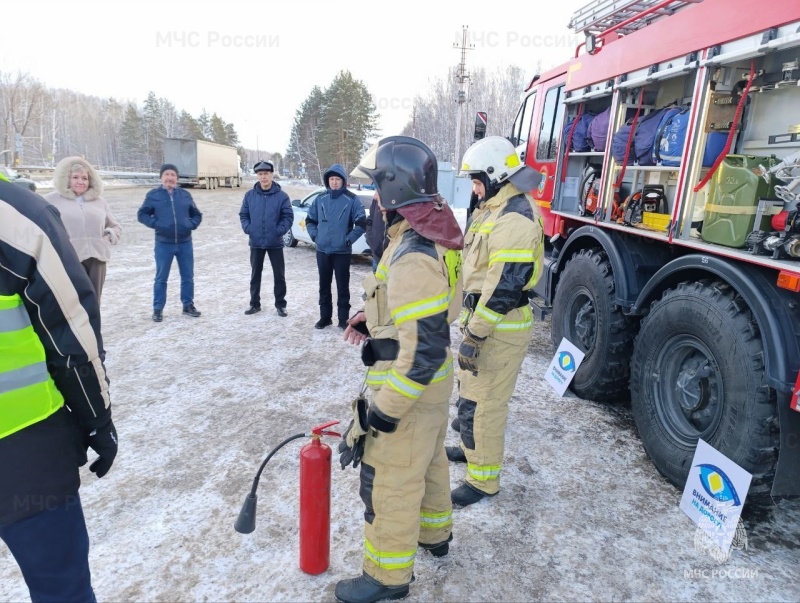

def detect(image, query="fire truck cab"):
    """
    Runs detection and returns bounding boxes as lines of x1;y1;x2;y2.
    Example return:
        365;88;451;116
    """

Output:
515;0;800;499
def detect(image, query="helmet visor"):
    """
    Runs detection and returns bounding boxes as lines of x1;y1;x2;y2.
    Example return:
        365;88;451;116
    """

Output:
353;142;380;180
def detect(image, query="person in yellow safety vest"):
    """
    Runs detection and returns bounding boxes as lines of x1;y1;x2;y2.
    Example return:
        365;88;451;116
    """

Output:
336;136;464;603
448;135;544;508
0;179;117;602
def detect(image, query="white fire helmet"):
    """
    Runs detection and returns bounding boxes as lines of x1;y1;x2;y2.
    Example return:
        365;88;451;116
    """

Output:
459;136;524;187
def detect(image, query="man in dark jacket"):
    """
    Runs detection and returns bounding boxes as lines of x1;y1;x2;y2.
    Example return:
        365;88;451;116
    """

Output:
306;163;367;329
0;178;117;602
137;163;203;322
364;190;388;273
239;160;293;316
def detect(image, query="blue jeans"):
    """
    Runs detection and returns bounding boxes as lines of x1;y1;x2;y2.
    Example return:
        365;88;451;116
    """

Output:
153;241;194;310
0;495;95;603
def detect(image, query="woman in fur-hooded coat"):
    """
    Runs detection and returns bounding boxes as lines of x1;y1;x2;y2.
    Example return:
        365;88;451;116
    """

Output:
44;156;121;303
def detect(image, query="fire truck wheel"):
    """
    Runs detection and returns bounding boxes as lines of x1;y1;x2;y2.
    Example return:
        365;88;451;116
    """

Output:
630;279;779;498
551;248;636;402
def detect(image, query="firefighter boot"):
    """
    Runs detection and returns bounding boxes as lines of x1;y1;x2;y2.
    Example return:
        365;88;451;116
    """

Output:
445;446;467;463
419;532;453;558
334;572;412;603
450;417;460;432
451;483;496;508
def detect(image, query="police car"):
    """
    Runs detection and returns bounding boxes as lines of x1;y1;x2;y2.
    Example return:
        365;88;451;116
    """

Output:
282;187;374;255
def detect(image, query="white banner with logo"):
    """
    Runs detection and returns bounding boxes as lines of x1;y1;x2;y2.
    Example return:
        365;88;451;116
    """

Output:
544;337;586;396
680;439;752;557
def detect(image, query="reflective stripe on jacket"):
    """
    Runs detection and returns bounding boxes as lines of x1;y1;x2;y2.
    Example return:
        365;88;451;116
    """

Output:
364;219;462;421
0;294;64;439
461;182;543;341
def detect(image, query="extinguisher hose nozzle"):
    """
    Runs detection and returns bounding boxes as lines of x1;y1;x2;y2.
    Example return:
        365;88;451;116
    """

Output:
235;432;306;534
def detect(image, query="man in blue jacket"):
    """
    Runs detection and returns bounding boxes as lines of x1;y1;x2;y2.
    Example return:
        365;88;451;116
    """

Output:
306;164;366;329
137;164;203;322
239;160;293;316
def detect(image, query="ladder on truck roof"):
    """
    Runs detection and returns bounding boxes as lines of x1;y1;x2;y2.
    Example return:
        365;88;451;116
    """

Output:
569;0;704;36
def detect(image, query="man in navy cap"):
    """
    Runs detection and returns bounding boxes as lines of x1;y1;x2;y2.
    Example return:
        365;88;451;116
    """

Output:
239;160;293;316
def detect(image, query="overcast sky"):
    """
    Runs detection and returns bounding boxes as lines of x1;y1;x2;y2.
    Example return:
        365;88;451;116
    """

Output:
2;0;588;154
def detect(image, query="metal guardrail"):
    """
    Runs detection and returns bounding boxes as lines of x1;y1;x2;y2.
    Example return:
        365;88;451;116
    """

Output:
16;166;160;182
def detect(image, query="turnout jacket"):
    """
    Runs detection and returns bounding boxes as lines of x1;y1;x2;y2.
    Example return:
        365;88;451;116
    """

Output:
0;182;112;525
363;218;462;424
462;182;543;342
137;185;203;244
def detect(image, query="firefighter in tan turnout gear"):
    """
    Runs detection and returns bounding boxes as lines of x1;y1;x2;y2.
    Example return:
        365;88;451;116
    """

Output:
336;136;464;603
449;135;544;507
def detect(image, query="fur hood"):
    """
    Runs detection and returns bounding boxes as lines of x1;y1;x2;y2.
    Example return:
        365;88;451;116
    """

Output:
52;156;104;201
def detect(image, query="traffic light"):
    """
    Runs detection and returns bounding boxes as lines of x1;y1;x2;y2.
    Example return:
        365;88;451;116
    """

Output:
474;112;488;141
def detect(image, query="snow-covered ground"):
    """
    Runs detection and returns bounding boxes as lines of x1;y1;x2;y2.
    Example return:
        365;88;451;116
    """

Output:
2;185;798;602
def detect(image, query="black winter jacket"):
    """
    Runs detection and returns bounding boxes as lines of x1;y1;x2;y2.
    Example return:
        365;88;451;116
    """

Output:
239;182;293;249
365;197;388;263
0;182;112;525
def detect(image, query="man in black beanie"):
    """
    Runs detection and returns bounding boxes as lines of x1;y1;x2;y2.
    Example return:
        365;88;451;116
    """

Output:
137;163;203;321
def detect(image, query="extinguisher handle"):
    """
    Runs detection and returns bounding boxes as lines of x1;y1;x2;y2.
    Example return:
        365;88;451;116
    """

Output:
310;420;341;438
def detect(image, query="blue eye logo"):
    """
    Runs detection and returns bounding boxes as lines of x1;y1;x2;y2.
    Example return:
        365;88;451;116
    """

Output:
696;464;741;506
558;352;576;372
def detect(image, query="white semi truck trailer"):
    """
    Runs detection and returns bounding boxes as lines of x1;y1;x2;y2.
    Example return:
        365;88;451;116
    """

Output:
164;138;242;189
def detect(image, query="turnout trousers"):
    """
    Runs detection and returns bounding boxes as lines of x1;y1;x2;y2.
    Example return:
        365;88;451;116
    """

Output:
359;374;453;587
455;326;532;495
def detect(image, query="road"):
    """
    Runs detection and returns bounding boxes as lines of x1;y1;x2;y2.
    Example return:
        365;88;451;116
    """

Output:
1;185;798;602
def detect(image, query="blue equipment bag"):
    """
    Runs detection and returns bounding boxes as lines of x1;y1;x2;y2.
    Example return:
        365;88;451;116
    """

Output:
702;132;728;167
611;121;635;164
634;107;682;166
655;108;690;166
562;112;595;153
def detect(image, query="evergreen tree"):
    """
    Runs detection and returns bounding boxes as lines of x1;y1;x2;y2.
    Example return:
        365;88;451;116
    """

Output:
178;110;203;140
317;71;378;174
209;113;227;144
142;91;161;168
198;110;212;140
119;104;145;169
224;122;239;147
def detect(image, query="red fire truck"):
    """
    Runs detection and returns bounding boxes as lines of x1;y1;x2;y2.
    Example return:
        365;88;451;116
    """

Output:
516;0;800;499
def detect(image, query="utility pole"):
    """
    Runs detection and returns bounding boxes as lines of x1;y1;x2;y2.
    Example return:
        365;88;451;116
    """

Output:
453;25;474;167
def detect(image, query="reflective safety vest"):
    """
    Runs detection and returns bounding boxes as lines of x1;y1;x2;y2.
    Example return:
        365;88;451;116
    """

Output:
0;294;64;439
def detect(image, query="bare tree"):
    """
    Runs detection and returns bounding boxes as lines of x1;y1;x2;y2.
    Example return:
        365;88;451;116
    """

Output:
401;65;528;164
0;71;44;165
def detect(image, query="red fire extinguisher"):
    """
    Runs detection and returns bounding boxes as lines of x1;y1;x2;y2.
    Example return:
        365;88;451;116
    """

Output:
300;420;340;574
234;420;340;575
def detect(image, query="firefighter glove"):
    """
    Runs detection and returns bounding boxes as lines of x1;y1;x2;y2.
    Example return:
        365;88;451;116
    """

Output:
339;395;369;469
458;328;486;374
87;418;118;478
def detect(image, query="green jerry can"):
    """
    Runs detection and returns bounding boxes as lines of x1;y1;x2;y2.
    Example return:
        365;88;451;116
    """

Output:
702;155;778;248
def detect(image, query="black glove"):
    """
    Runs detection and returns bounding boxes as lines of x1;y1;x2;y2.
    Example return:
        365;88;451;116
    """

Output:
458;328;486;374
87;419;118;478
339;395;368;469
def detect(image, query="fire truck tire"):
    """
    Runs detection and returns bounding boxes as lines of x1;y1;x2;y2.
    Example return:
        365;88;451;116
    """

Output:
551;248;636;401
630;280;779;498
